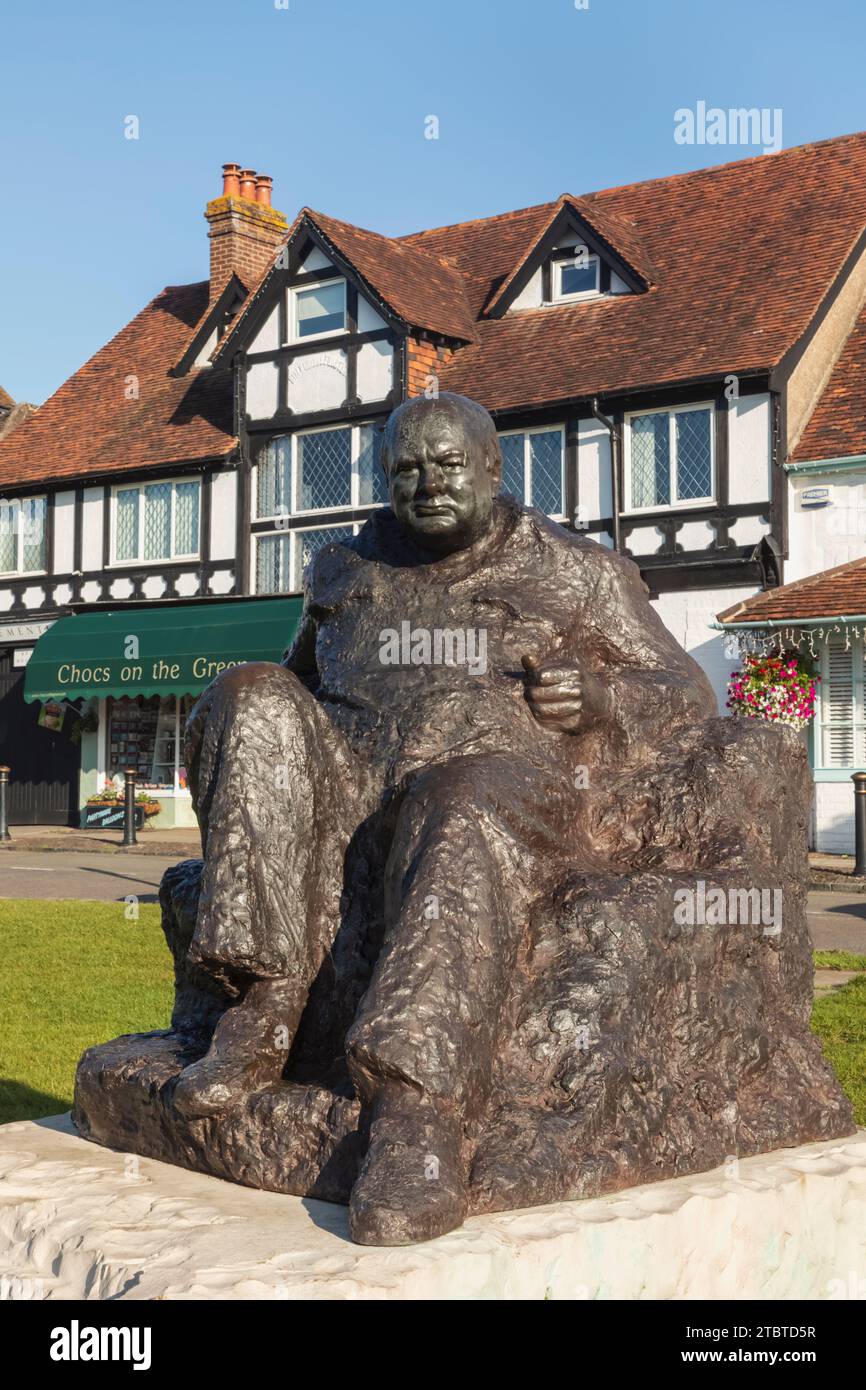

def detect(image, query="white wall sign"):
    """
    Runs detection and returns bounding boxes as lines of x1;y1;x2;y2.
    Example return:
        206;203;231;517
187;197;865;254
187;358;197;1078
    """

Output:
13;648;32;668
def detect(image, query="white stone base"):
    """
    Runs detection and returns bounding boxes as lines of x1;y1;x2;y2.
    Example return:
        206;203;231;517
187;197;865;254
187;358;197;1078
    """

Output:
1;1115;865;1300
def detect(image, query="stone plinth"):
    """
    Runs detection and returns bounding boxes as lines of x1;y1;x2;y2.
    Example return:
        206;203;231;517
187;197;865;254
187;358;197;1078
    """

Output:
1;1115;865;1301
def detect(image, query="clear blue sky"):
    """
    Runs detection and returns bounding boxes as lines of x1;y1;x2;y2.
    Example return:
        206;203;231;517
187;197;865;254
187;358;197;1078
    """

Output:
1;0;864;404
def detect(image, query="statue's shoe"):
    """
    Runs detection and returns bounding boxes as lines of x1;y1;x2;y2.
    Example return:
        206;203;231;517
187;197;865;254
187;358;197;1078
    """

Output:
172;1055;269;1119
349;1086;468;1246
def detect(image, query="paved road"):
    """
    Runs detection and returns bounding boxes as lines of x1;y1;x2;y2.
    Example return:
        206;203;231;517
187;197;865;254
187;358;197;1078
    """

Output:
0;851;186;903
3;855;866;954
807;890;866;953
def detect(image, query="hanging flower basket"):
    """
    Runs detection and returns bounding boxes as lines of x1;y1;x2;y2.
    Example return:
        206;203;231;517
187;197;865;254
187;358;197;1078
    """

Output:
726;654;818;730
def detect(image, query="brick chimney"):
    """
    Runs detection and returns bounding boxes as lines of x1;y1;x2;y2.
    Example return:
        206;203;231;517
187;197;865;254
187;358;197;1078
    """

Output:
205;162;289;301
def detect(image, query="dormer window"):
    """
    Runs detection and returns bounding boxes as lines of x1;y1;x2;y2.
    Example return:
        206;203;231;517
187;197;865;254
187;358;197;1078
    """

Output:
552;250;600;302
293;279;347;341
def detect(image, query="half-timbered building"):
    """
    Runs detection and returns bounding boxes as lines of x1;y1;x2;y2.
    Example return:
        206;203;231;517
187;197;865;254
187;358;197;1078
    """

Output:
3;137;866;833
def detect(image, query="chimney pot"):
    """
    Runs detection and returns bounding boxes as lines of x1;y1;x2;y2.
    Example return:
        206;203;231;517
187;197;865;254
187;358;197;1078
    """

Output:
255;174;273;208
239;169;257;201
222;162;241;198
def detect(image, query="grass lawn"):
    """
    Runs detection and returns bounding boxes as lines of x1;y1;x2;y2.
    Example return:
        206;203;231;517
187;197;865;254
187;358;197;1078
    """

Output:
1;898;864;1132
0;899;172;1125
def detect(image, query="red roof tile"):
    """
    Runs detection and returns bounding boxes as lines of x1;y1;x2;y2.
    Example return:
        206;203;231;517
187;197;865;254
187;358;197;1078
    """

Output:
791;302;866;462
718;555;866;623
0;283;236;490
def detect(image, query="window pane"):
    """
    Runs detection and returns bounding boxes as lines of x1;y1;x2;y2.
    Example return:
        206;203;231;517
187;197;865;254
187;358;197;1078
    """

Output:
116;488;139;561
559;259;598;297
257;436;292;518
296;282;345;338
20;497;46;571
293;525;354;590
675;409;712;500
256;534;290;594
143;482;171;560
357;424;389;506
631;413;670;508
297;428;351;511
530;430;563;515
173;481;200;555
499;434;524;501
0;501;17;571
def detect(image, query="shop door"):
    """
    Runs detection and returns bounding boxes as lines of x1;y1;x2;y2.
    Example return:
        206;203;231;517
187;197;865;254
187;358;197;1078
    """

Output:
0;649;79;825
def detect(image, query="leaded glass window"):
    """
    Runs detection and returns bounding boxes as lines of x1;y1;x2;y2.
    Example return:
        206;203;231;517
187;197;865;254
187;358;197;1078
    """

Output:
256;533;291;595
257;436;292;519
0;496;46;573
358;424;389;506
113;479;200;563
297;428;352;511
628;406;713;509
293;525;354;589
496;429;564;515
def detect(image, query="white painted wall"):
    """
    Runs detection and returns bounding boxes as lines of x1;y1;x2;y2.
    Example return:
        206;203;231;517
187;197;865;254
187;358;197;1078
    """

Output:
788;469;866;585
246;360;280;418
728;393;771;505
287;349;347;413
357;297;387;333
813;782;856;854
299;247;333;274
356;340;392;402
577;419;612;527
249;304;280;354
651;584;759;711
81;488;103;570
53;491;75;572
210;470;237;561
511;267;543;311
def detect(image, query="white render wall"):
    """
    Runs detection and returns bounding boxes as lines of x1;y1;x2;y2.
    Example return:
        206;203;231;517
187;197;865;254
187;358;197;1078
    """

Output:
813;782;856;855
651;585;758;711
788;468;866;585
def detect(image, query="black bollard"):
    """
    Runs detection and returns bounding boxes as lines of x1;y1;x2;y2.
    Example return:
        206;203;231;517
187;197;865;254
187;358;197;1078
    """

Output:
0;765;10;841
852;772;866;877
122;767;138;847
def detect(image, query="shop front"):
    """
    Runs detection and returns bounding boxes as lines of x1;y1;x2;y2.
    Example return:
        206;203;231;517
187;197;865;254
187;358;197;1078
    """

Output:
23;595;303;829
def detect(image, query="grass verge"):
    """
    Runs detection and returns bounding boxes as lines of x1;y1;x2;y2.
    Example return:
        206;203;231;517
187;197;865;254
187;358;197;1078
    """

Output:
0;898;172;1125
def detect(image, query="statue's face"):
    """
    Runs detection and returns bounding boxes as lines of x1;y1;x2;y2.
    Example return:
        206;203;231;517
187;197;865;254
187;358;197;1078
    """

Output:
386;401;497;554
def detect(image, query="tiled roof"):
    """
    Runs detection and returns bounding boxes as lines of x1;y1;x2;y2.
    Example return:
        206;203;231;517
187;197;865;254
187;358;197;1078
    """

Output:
0;282;236;490
0;385;14;411
717;555;866;624
310;209;477;342
6;131;866;492
791;302;866;462
482;193;658;317
415;132;866;411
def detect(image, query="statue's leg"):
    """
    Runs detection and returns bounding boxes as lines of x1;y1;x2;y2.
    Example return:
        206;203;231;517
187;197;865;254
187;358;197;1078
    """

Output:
345;752;574;1244
173;662;365;1119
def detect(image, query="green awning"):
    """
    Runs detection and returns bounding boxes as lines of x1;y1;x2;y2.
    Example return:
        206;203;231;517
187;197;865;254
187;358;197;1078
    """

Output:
24;596;304;703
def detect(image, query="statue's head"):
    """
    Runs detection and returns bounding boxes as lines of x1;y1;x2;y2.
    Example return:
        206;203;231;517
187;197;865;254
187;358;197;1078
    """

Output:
380;393;502;554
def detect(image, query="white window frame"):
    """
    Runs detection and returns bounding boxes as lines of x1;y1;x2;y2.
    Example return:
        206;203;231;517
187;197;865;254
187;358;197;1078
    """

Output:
623;402;716;514
253;521;362;596
814;636;866;773
289;277;347;344
551;252;600;304
110;476;202;567
497;425;567;520
0;495;48;577
102;694;193;797
254;422;385;522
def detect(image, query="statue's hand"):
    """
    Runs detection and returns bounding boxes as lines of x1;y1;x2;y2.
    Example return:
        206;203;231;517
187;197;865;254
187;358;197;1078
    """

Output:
521;654;608;734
